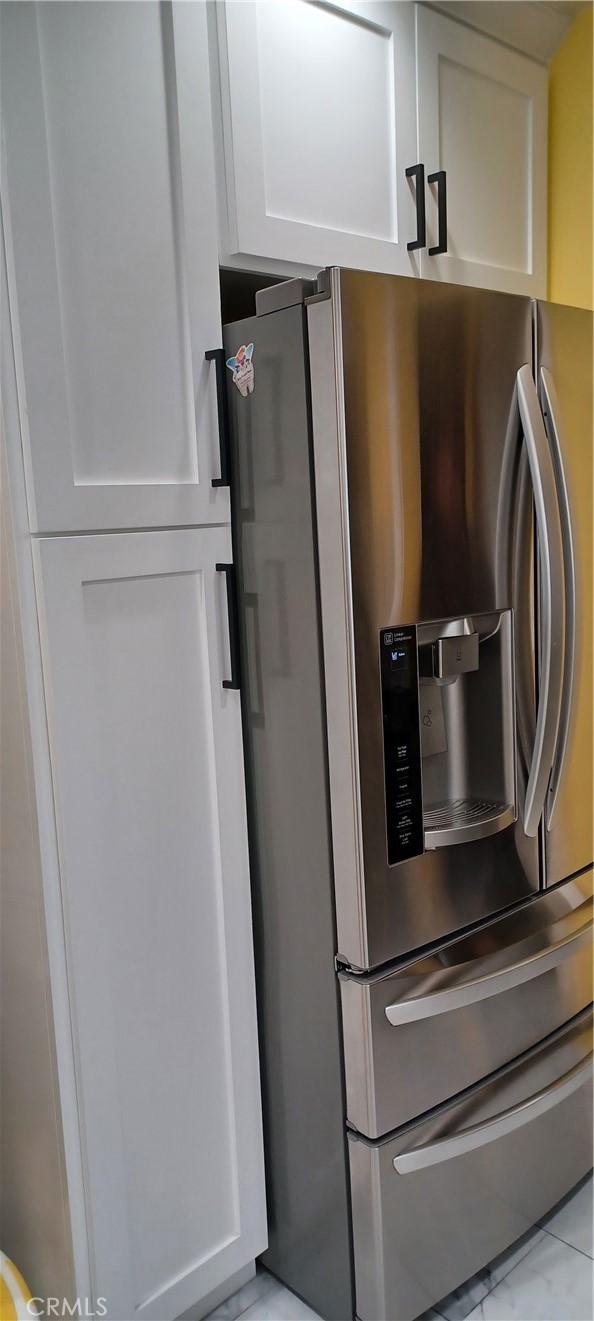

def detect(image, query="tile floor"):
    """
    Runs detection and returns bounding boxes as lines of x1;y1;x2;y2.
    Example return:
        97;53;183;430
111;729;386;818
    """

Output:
206;1173;593;1321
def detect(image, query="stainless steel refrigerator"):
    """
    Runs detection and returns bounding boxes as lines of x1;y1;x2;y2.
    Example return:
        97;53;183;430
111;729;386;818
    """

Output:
221;270;593;1321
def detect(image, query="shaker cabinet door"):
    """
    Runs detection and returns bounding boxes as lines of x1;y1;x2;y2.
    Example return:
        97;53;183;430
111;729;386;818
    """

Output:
416;5;547;296
1;1;228;531
33;528;266;1320
215;0;420;274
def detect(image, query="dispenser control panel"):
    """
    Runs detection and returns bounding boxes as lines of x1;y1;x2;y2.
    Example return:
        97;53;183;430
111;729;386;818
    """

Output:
379;626;424;865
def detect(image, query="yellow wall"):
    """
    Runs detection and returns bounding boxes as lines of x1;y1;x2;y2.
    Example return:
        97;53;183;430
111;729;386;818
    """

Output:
548;8;593;309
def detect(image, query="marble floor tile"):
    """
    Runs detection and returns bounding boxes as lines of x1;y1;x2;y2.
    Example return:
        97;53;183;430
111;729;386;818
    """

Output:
204;1267;277;1321
239;1282;322;1321
432;1227;547;1320
465;1233;594;1321
538;1172;593;1259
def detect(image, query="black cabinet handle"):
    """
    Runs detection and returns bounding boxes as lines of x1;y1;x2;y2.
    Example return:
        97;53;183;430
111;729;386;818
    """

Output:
216;563;241;690
428;170;448;255
406;163;426;251
206;348;231;488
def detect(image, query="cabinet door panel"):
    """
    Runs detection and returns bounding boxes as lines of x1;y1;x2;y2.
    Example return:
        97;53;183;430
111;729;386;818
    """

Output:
217;0;419;274
1;2;227;530
416;5;547;295
34;529;265;1319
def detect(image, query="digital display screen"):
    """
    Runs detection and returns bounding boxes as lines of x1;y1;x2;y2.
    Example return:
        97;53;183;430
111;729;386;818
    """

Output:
379;627;424;866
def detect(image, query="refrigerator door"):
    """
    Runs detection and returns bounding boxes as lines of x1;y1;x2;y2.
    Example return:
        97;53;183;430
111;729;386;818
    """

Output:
308;270;540;969
536;302;594;887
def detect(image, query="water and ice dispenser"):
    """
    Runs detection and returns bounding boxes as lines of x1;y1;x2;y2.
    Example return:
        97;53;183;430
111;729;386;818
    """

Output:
380;611;516;863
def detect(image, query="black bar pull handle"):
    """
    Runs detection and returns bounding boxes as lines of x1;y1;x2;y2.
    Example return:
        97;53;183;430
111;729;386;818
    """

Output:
428;170;448;255
216;562;241;690
206;348;231;487
406;163;426;251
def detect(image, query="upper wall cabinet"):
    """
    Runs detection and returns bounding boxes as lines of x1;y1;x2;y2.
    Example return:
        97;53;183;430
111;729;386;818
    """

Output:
1;1;228;532
215;0;421;275
416;5;547;296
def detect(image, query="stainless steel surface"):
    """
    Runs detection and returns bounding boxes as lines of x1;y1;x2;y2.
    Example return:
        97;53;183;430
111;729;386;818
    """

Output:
384;897;592;1025
255;276;316;316
224;273;592;1321
516;365;565;837
224;305;353;1321
423;799;514;847
340;869;593;1136
418;609;517;849
536;302;593;885
394;1049;593;1172
308;271;538;968
539;367;576;833
0;438;74;1300
434;630;479;678
349;1008;593;1321
307;289;367;972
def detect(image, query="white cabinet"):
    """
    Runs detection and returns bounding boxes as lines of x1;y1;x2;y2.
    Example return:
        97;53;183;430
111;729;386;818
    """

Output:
213;0;548;296
1;1;228;532
416;4;547;295
215;0;420;274
33;527;266;1320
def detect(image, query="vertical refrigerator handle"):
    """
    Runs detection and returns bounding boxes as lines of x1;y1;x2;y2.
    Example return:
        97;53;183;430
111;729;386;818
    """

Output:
516;365;565;837
539;367;576;832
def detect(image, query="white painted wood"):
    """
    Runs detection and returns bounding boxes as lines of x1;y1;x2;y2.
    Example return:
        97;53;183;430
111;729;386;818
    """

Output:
215;0;421;275
428;2;581;66
33;528;266;1320
416;4;548;295
1;1;227;532
1;212;92;1305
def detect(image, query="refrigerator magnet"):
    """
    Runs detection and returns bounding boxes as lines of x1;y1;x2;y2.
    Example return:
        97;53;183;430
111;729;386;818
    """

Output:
226;342;255;397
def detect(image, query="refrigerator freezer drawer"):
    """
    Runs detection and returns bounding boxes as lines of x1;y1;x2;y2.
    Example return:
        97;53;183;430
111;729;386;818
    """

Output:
340;871;593;1136
348;1008;593;1321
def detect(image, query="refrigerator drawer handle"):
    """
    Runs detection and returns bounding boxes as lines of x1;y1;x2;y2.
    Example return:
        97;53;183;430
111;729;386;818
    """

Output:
393;1050;593;1174
516;365;565;837
539;368;576;834
406;163;426;251
384;902;593;1024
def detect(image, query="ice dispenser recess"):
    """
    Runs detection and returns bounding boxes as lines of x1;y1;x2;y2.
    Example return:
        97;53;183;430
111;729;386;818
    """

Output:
380;610;516;861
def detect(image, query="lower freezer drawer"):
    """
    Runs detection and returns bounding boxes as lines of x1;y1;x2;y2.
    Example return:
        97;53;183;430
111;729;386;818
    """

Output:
348;1007;593;1321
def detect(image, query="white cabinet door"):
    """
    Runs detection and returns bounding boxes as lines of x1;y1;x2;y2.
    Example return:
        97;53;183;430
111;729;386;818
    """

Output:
416;4;547;296
1;2;228;532
216;0;420;274
34;528;266;1320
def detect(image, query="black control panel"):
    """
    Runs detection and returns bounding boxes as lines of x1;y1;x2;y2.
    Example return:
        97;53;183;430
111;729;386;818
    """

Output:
379;626;424;866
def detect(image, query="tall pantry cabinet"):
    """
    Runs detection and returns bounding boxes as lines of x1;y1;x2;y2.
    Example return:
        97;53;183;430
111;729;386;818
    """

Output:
0;4;266;1319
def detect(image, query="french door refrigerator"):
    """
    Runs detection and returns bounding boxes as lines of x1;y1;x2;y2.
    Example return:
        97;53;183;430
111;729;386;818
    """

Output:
221;270;593;1321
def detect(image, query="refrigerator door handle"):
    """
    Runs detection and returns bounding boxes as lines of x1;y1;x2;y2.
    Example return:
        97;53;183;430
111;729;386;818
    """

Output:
384;898;593;1024
539;367;576;833
393;1050;593;1173
516;366;565;838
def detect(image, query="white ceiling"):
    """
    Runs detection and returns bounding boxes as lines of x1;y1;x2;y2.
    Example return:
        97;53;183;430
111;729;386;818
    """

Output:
427;1;592;64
